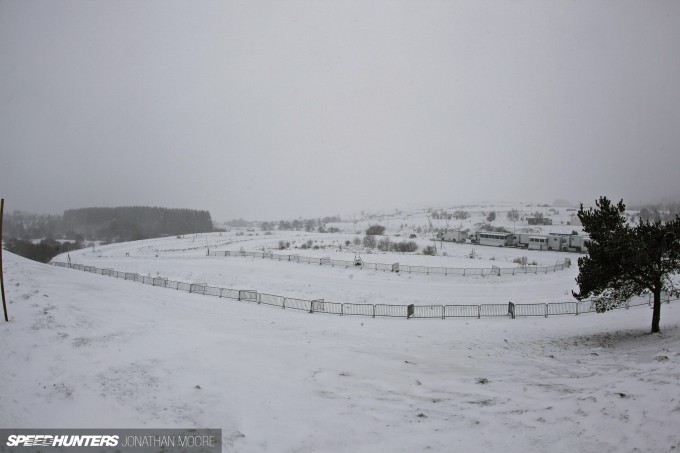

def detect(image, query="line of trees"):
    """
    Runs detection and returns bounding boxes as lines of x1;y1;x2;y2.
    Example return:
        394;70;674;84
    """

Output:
261;216;342;233
3;206;215;243
3;238;83;263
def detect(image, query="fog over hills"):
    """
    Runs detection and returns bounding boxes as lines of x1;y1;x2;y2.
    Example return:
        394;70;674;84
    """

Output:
1;0;679;220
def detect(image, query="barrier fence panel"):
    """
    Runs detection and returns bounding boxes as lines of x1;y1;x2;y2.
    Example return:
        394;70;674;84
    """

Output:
547;302;577;316
445;268;466;276
259;293;285;308
284;298;311;311
429;267;446;276
577;301;593;314
342;303;374;317
464;268;483;276
205;286;221;297
310;299;324;313
413;305;444;319
313;300;342;315
499;268;516;276
239;290;258;302
125;273;137;281
515;303;548;317
479;304;510;317
143;276;153;285
408;266;428;275
375;304;407;318
152;278;166;287
220;288;240;300
166;280;179;290
177;282;191;292
189;284;206;294
627;298;647;308
444;305;479;318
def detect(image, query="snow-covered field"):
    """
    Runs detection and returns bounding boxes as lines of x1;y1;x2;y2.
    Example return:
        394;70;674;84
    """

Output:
2;251;679;452
54;229;578;308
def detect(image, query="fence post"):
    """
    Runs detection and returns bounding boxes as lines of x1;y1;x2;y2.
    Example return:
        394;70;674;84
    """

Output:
508;302;515;319
372;305;375;318
544;304;548;318
477;305;480;319
407;304;414;319
441;305;445;319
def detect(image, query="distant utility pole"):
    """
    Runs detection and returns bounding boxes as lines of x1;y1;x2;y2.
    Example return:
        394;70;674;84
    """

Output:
1;198;8;322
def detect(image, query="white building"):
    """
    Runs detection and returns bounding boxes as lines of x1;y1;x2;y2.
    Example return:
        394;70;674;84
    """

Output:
476;232;513;247
437;229;468;242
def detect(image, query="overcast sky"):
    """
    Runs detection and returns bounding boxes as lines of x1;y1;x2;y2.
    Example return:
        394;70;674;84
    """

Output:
1;1;679;221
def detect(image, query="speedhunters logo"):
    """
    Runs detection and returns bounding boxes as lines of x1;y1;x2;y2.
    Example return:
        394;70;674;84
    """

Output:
6;435;118;447
0;429;221;452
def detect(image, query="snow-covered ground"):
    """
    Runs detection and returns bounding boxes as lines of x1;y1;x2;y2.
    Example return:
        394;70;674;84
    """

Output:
1;251;679;452
55;229;577;308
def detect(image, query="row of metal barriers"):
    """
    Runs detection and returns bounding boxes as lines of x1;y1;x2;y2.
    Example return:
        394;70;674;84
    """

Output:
50;261;674;320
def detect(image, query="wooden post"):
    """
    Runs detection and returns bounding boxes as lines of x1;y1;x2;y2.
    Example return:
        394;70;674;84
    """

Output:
1;198;8;322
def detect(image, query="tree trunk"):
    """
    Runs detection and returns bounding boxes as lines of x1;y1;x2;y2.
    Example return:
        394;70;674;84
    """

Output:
651;286;661;334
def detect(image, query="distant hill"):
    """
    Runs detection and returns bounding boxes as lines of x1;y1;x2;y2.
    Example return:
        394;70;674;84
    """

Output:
3;206;214;243
62;207;214;242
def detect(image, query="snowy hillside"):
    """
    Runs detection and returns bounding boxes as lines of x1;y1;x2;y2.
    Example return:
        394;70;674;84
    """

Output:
1;251;679;452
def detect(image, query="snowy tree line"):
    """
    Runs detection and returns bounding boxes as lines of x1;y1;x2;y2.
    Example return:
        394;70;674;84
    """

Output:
3;206;214;243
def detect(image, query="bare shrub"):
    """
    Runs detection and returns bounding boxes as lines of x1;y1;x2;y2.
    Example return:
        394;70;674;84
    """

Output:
366;225;386;235
362;235;376;249
422;245;437;256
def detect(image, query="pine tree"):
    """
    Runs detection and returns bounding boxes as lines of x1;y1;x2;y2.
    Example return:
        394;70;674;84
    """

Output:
573;197;680;333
